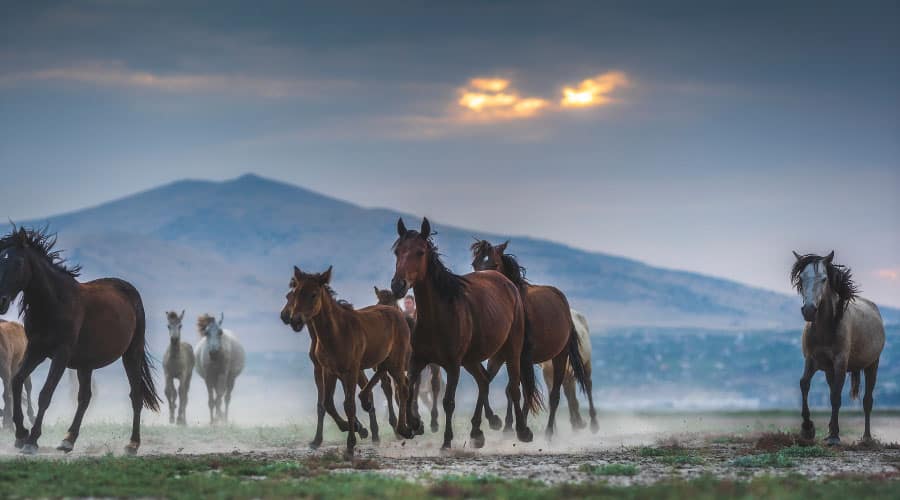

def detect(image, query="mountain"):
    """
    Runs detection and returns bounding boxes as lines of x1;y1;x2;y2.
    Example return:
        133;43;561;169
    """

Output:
7;174;896;352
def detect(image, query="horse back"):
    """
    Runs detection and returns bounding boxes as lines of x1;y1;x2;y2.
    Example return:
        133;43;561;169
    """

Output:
0;320;27;373
355;305;410;369
523;284;572;362
844;297;885;370
68;278;142;368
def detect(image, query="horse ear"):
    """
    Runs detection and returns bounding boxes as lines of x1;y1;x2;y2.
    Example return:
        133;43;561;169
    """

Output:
179;310;185;321
497;240;509;253
218;313;224;326
420;217;431;238
320;265;333;284
792;250;802;261
824;251;834;264
397;218;407;236
16;227;28;247
293;265;303;279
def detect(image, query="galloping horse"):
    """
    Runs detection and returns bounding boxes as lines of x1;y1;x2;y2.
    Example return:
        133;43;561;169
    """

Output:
0;320;34;429
791;251;885;445
194;314;245;424
374;286;444;433
391;218;540;449
471;239;589;438
0;226;160;454
542;310;597;432
283;265;414;458
163;310;194;425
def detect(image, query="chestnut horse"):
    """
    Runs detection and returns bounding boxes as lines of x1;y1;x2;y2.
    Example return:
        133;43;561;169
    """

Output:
792;251;885;445
0;226;160;455
374;286;444;433
283;265;414;458
0;320;34;429
471;239;588;438
391;218;540;449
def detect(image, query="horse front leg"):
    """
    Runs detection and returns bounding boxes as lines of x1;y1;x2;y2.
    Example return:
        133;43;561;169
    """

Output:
440;365;461;450
341;372;359;460
205;379;216;425
407;357;427;435
22;349;69;454
164;376;177;424
57;369;93;453
824;357;847;446
799;357;816;440
11;348;45;449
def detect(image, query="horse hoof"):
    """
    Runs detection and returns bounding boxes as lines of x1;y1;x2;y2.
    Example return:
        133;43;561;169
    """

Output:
308;440;322;450
357;427;369;439
440;443;452;452
57;440;74;453
470;431;485;449
397;426;415;440
824;436;841;447
590;421;600;434
487;415;503;431
431;422;440;433
414;421;425;436
502;426;515;436
517;427;534;443
800;422;816;440
343;449;355;461
544;429;554;442
21;444;38;455
14;438;26;449
124;442;140;456
371;435;380;445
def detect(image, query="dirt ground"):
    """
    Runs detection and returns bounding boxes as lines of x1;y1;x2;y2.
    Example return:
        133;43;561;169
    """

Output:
1;411;898;485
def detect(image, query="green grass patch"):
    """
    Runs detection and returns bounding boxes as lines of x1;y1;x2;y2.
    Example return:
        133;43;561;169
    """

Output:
579;463;639;476
638;445;703;465
731;453;796;468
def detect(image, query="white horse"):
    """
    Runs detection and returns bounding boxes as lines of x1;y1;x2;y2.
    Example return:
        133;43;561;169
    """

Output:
194;313;245;425
540;309;598;432
792;251;885;445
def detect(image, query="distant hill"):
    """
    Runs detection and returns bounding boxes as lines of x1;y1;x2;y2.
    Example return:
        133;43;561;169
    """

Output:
6;174;895;352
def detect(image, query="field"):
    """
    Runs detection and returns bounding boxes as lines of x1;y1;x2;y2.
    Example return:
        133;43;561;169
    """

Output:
1;411;899;498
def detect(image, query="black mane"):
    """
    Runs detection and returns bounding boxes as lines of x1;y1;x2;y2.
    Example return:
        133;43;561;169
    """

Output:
394;230;467;301
0;224;81;278
791;253;859;319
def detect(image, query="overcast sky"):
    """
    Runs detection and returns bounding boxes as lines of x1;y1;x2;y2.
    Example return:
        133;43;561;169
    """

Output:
1;1;898;306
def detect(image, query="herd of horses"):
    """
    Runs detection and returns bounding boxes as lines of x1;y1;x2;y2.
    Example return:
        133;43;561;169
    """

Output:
0;218;887;459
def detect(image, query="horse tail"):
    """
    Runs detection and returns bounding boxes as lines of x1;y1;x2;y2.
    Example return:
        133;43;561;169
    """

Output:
519;297;543;414
130;287;162;412
850;370;861;400
567;320;589;394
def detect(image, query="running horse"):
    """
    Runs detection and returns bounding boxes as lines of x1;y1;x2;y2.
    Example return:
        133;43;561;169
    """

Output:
471;239;590;438
391;218;540;449
0;226;160;454
791;251;885;445
282;265;414;458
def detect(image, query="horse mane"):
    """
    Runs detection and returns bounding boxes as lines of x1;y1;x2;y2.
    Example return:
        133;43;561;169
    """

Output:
395;230;467;301
469;240;528;288
294;269;353;310
791;253;859;319
0;224;81;278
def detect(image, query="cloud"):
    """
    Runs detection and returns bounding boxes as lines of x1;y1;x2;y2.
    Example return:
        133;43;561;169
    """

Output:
454;71;629;122
0;61;341;98
876;268;899;281
560;71;630;108
456;77;549;121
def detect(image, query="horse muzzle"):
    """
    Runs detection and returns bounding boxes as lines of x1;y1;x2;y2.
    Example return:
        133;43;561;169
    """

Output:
0;295;11;315
289;315;306;333
801;305;817;322
391;278;409;299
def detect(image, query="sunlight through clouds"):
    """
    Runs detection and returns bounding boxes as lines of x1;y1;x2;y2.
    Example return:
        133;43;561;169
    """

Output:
560;71;629;108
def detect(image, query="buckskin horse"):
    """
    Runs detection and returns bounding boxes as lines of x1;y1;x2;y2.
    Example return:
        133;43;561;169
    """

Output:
0;226;160;455
391;217;540;449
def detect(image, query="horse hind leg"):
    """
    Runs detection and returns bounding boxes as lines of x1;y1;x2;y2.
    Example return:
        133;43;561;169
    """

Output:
379;372;398;431
57;369;93;453
24;376;35;425
562;373;585;430
863;358;879;441
463;362;490;449
358;369;383;444
480;359;504;431
429;365;442;433
545;354;566;441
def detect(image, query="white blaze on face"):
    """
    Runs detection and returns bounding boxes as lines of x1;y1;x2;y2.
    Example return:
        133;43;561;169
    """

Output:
207;321;223;353
800;261;828;307
168;320;181;339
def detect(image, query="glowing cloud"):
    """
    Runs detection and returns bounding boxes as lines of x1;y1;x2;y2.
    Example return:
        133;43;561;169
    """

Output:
456;77;549;121
876;268;899;281
560;71;629;108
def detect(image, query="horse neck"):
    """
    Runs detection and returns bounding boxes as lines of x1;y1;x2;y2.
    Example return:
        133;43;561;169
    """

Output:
169;334;181;353
308;293;351;353
812;289;839;343
412;277;449;329
22;251;77;317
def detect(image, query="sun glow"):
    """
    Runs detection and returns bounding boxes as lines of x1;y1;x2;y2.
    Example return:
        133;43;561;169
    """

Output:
457;77;548;120
560;71;629;108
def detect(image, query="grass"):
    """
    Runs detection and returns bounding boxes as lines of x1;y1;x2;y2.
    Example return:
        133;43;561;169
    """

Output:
0;457;898;499
731;444;832;468
638;444;704;465
579;463;640;476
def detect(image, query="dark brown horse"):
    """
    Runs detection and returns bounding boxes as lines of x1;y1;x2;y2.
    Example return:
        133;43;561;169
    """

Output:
0;226;160;454
471;239;589;438
792;251;885;445
375;286;444;433
282;265;414;458
391;218;540;449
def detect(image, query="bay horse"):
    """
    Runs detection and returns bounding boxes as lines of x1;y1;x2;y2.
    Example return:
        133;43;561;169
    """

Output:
542;309;597;432
791;251;885;445
283;265;414;458
471;239;589;438
163;310;194;425
194;314;245;425
0;226;160;455
375;286;445;433
391;218;540;449
0;320;34;429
